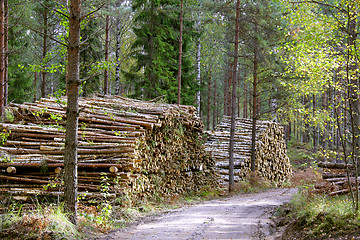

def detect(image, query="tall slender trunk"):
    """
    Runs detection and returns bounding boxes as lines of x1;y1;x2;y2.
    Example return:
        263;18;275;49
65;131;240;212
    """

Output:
3;0;7;107
41;7;48;98
229;0;240;192
0;0;4;116
115;19;121;96
177;0;183;105
312;94;317;152
347;8;359;212
227;63;233;115
207;69;211;130
64;0;81;225
250;21;258;173
196;20;201;115
303;95;310;143
34;72;37;102
237;65;241;117
224;65;229;116
104;15;110;95
213;77;217;128
243;73;247;118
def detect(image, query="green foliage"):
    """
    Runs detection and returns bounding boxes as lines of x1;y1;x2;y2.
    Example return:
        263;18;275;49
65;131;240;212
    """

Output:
80;16;103;96
127;0;198;104
287;139;315;167
0;129;10;146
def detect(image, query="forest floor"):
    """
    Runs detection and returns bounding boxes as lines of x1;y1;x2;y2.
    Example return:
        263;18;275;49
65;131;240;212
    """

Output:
95;188;297;240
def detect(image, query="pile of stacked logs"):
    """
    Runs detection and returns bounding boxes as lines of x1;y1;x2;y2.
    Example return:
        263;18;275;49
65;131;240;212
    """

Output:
205;116;292;186
0;96;218;201
316;162;359;196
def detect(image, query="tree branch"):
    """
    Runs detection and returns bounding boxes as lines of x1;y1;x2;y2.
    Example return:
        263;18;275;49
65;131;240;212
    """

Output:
39;1;69;19
79;72;101;84
81;3;106;20
24;24;69;48
289;0;347;14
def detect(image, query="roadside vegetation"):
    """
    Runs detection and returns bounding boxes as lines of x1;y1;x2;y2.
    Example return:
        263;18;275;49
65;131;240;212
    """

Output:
276;140;360;239
0;185;225;239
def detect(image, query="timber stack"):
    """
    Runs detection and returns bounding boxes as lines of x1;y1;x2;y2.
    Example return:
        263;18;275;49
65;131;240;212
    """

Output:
316;161;358;196
205;116;292;186
0;96;218;201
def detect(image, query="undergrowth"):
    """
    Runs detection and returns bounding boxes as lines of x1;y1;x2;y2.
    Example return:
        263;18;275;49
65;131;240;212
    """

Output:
0;185;224;239
287;189;360;239
0;204;81;240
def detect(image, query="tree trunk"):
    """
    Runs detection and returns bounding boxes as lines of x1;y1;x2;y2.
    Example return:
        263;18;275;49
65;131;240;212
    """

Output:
0;0;4;116
207;69;211;130
115;19;121;96
347;10;359;212
227;63;233;116
41;7;48;98
243;72;247;119
64;0;81;225
104;15;110;95
250;20;258;173
237;65;241;117
3;0;7;107
34;72;37;102
177;0;183;105
213;75;217;128
303;95;310;144
312;94;317;152
224;65;229;116
196;20;201;116
229;0;240;192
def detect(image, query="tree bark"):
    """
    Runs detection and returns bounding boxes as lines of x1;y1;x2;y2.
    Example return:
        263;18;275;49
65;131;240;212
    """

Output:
177;0;183;105
243;72;247;119
207;69;211;130
224;64;229;116
3;0;7;107
227;63;233;116
115;19;121;96
250;20;258;173
229;0;240;192
41;6;48;98
34;72;37;102
196;20;201;115
104;15;110;95
0;0;4;116
64;0;81;225
213;74;217;128
347;8;359;212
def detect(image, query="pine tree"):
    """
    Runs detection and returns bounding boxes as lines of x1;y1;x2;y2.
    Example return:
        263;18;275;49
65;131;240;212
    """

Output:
127;0;197;104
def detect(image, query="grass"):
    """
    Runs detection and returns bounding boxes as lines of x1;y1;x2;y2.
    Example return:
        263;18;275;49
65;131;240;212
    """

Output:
286;139;315;169
282;140;360;239
0;185;225;239
287;189;360;239
0;204;82;240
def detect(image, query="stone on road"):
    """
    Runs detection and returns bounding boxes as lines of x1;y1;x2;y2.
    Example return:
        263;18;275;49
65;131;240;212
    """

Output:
99;188;297;240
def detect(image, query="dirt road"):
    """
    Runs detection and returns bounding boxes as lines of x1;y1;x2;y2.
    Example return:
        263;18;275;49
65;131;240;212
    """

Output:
100;188;297;240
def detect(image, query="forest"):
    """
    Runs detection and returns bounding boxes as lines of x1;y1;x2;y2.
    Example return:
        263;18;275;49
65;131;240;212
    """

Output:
1;0;360;239
1;0;353;153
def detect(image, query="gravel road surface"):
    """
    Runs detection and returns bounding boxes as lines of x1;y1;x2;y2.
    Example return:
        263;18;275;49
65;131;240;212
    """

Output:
99;188;297;240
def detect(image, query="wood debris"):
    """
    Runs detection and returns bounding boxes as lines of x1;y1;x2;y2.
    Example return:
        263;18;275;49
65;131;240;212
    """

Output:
317;161;358;196
205;116;292;186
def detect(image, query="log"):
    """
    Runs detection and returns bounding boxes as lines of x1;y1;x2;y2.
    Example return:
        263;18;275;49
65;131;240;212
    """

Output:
54;167;62;174
1;95;218;200
318;162;353;169
109;166;119;173
6;166;16;174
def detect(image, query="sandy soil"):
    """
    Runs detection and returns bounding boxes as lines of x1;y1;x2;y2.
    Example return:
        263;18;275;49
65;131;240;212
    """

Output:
98;188;297;240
